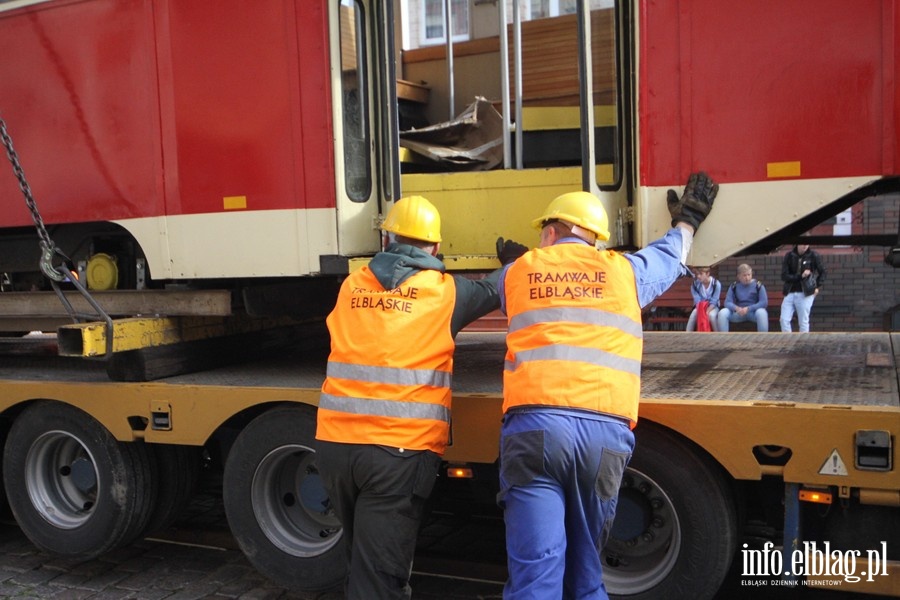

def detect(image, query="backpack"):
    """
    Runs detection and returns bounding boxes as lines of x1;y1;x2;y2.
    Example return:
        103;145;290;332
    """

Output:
728;280;762;304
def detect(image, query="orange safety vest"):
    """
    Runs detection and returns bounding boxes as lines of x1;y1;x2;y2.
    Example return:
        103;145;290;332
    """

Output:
503;243;643;425
316;267;457;454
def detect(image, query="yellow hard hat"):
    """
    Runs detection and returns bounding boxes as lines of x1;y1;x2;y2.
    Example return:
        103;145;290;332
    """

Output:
382;195;442;243
531;191;610;241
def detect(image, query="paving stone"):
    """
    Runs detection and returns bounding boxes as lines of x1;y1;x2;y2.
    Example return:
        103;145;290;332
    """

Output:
233;587;293;600
165;582;232;600
0;551;53;572
52;567;131;591
109;555;165;576
44;588;96;599
214;576;274;598
121;587;175;600
117;565;203;593
10;566;58;586
200;564;255;586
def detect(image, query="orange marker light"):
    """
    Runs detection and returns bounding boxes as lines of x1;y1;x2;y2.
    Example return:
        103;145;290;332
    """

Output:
798;489;833;504
446;466;473;479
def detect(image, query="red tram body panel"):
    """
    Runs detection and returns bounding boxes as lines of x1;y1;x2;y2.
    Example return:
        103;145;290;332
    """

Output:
1;0;898;281
1;0;335;226
639;0;899;187
0;0;349;283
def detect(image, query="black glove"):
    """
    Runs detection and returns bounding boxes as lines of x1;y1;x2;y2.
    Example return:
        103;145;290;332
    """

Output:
666;171;718;231
496;237;528;265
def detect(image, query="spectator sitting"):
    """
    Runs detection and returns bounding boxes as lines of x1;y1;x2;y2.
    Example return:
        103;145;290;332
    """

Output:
717;264;769;332
686;266;721;331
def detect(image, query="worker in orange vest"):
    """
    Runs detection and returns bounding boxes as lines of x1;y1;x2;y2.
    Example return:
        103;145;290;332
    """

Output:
316;195;526;600
497;174;718;599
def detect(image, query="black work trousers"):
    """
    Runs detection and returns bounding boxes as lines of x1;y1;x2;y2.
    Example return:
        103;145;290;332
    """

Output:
316;441;441;600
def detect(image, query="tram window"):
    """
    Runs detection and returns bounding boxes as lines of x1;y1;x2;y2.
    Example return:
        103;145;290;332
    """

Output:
339;0;372;202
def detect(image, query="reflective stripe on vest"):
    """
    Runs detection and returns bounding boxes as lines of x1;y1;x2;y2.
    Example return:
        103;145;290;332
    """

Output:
326;361;453;389
503;243;643;424
316;267;456;453
508;306;644;338
505;344;641;377
320;393;450;422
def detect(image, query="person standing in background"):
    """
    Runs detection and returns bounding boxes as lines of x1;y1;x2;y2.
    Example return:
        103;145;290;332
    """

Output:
780;242;826;332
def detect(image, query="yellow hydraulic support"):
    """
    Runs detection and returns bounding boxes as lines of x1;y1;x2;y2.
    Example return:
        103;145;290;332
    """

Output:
56;315;296;357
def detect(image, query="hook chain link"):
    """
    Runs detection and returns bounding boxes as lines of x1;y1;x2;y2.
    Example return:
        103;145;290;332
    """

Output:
0;116;68;281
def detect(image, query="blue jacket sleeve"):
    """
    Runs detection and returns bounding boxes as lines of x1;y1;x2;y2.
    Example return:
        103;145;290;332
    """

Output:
624;228;692;309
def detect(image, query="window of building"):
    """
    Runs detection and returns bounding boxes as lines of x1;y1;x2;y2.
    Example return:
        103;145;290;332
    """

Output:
422;0;469;45
518;0;610;21
809;206;864;255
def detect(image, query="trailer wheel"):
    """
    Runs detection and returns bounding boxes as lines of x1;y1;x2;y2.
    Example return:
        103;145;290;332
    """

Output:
223;405;344;592
0;419;9;518
142;444;202;535
3;401;156;558
604;423;736;600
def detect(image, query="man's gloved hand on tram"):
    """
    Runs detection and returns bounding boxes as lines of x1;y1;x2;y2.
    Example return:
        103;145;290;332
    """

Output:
496;237;529;265
666;171;718;232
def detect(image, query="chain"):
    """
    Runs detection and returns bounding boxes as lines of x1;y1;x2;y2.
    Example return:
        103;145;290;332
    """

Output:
0;116;67;281
0;116;115;352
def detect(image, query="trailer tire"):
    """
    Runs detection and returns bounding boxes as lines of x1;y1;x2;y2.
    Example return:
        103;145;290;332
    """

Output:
0;419;9;518
604;422;736;600
223;405;344;592
143;444;202;535
3;401;156;559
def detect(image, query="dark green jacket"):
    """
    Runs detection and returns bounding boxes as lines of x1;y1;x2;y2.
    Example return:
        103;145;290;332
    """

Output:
369;243;501;336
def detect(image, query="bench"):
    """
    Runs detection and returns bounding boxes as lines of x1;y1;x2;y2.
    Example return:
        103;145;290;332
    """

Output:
643;278;785;331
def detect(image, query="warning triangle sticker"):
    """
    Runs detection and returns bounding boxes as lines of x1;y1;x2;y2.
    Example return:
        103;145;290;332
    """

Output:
818;449;849;476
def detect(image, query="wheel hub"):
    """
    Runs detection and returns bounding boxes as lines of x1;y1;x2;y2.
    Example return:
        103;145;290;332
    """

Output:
602;467;681;594
251;445;342;557
26;431;99;528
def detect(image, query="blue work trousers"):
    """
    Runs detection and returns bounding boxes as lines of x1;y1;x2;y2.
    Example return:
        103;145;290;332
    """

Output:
498;410;634;600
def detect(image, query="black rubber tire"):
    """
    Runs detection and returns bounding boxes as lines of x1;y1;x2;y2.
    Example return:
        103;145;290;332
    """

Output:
0;419;9;519
223;405;345;592
142;444;202;536
605;422;737;600
2;401;156;559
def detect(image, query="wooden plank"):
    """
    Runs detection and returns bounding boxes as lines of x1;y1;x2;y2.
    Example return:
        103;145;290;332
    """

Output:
0;334;57;356
105;320;328;382
0;290;233;317
397;79;430;104
401;10;617;110
512;10;616;99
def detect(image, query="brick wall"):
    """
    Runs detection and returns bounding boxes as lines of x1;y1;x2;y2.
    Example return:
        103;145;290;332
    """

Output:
711;195;900;332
